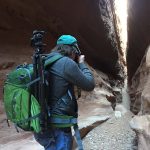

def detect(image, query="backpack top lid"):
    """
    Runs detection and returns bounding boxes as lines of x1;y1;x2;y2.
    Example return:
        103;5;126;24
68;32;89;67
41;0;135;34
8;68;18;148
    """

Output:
6;64;33;86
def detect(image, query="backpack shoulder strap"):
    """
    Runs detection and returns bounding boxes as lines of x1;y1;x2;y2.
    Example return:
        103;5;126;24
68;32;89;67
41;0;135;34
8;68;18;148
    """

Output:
44;54;63;68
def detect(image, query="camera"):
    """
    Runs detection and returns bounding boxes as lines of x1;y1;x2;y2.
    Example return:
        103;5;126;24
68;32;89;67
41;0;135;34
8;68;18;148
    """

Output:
31;30;45;49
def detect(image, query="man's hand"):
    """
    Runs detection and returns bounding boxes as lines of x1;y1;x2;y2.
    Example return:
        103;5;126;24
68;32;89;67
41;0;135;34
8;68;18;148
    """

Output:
78;55;85;63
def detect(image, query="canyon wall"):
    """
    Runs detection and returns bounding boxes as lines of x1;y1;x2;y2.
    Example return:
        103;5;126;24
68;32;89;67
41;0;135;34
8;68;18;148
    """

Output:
0;0;123;79
128;1;150;149
129;46;150;114
127;0;150;82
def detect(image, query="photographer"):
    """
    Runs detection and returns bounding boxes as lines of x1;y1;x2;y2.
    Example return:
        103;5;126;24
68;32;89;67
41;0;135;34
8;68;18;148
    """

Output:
34;35;95;150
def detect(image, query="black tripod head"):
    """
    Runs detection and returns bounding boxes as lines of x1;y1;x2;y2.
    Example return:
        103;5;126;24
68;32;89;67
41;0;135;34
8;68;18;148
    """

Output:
31;30;46;54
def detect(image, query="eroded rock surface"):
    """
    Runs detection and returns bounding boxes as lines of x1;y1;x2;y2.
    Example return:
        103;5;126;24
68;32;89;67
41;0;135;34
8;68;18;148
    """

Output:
128;32;150;150
130;115;150;150
129;46;150;114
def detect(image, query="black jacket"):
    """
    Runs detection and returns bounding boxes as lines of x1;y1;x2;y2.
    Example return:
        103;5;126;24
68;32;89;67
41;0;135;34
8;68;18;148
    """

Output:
47;52;95;117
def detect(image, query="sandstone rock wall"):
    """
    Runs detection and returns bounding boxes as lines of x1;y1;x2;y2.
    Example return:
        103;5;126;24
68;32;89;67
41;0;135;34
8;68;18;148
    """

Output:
127;0;150;82
126;44;150;149
128;1;150;149
0;0;124;79
130;115;150;150
129;46;150;114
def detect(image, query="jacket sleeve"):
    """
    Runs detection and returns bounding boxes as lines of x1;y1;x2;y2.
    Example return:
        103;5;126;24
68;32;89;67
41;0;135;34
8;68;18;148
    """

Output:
64;58;95;91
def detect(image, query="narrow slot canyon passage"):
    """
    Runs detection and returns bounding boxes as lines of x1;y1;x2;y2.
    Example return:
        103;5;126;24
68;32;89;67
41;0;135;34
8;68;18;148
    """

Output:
0;0;150;150
113;0;130;110
82;1;138;149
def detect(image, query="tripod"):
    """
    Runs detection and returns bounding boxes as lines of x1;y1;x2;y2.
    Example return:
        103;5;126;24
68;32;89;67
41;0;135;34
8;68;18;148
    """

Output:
31;30;48;131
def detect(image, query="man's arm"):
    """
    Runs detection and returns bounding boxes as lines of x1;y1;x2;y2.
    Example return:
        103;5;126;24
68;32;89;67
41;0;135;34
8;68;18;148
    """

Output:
64;56;95;91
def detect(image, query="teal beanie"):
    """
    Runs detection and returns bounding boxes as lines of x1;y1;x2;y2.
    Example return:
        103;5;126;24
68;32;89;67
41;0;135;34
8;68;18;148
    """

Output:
57;35;77;45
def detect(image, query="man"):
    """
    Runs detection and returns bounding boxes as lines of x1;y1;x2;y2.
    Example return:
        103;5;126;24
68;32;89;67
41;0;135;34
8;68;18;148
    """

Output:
34;35;95;150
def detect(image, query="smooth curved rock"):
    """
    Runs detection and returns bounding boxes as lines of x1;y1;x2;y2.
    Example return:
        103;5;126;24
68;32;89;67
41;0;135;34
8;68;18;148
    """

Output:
130;115;150;150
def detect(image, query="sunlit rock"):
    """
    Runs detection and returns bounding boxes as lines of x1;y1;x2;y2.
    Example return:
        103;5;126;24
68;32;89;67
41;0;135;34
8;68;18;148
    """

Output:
115;104;128;118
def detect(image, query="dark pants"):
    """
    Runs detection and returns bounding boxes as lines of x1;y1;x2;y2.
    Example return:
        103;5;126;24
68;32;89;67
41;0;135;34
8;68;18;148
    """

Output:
34;128;73;150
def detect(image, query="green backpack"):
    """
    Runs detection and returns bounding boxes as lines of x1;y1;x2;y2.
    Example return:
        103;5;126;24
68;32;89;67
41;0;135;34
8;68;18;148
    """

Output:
3;54;62;133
